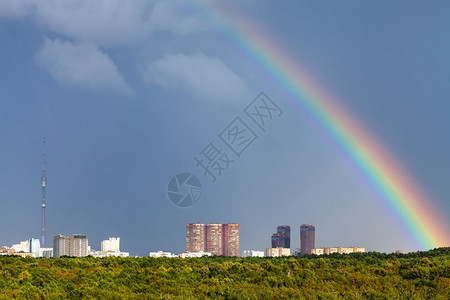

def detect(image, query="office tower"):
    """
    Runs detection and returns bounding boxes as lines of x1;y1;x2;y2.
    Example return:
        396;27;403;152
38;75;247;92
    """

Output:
29;238;40;258
53;234;89;257
41;137;47;246
186;223;205;253
101;237;120;252
271;225;291;248
222;223;240;257
300;224;315;255
205;223;223;255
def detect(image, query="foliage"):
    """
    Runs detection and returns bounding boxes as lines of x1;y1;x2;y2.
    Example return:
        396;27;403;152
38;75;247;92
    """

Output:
0;248;448;299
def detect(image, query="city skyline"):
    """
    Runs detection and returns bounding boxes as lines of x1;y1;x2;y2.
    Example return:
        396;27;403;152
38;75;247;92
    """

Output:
0;141;317;255
1;222;373;257
0;1;449;256
0;134;434;256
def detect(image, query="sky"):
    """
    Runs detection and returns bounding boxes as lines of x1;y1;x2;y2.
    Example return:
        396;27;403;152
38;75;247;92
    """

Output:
0;0;449;256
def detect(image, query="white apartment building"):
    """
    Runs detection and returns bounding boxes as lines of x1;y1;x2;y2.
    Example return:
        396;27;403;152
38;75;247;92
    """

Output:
101;237;120;252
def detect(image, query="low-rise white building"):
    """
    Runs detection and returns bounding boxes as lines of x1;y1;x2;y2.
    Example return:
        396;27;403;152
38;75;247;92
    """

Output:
265;248;291;257
311;247;365;255
39;248;53;258
89;250;129;257
242;250;264;257
106;251;129;257
149;251;177;258
179;251;212;258
11;240;30;253
13;252;35;258
0;247;15;255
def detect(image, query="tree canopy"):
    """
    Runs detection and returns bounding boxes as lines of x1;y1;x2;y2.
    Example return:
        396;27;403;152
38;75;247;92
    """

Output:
0;247;448;299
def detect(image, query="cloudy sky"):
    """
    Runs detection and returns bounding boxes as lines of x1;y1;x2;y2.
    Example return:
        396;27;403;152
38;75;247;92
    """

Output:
0;0;449;256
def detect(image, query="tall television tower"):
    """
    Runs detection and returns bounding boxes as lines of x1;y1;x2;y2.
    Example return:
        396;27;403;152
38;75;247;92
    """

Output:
41;137;47;246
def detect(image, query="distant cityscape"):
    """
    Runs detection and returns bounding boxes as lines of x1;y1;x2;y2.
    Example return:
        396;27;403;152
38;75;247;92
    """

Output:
246;224;366;258
0;236;129;258
0;223;369;258
0;143;371;258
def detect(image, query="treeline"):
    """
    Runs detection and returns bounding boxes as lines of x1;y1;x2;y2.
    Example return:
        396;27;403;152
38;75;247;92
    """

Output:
0;248;448;299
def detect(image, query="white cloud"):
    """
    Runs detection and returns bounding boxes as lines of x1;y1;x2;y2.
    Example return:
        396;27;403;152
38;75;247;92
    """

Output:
0;0;210;46
0;0;34;19
35;38;131;94
147;1;210;35
145;53;249;102
32;0;152;46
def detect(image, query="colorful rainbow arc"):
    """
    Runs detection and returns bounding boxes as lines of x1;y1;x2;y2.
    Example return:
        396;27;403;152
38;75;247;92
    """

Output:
194;1;449;250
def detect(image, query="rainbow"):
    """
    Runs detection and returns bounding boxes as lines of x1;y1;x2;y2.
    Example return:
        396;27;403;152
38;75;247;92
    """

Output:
193;1;449;250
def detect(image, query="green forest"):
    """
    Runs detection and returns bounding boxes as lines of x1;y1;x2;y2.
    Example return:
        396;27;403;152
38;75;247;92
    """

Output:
0;248;448;299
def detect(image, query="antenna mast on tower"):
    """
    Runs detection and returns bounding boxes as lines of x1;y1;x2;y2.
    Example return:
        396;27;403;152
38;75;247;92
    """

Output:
41;137;47;246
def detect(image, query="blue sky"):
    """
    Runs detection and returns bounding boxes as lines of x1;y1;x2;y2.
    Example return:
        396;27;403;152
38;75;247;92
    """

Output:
0;0;449;256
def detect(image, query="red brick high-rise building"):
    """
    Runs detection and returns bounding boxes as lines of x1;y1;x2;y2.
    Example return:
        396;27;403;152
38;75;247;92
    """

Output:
300;224;315;255
186;223;239;256
186;223;205;253
222;223;240;257
205;223;223;255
